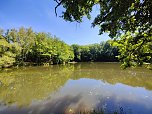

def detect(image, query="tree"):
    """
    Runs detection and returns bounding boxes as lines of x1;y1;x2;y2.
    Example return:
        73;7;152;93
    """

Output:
112;31;152;68
71;41;118;62
0;29;16;68
0;27;74;68
51;37;74;64
31;32;52;64
71;44;81;62
5;27;35;64
55;0;152;68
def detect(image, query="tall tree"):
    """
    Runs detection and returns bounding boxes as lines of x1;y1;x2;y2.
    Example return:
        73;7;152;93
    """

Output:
0;29;16;68
55;0;152;67
0;27;74;68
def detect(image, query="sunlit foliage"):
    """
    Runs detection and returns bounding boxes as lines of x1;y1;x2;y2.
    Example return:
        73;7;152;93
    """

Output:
55;0;152;68
0;27;74;68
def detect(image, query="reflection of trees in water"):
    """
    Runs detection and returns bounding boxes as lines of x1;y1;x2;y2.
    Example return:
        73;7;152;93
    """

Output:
72;63;152;90
0;65;74;106
0;63;152;113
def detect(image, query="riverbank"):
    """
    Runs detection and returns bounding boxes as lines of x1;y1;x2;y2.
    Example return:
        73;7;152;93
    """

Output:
0;61;152;71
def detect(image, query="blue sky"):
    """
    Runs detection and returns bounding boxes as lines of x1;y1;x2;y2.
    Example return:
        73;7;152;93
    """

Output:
0;0;110;45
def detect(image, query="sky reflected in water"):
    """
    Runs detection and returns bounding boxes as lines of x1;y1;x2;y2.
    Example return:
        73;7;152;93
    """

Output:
0;63;152;114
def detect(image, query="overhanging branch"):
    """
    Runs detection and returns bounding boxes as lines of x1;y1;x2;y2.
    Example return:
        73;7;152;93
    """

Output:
54;0;64;16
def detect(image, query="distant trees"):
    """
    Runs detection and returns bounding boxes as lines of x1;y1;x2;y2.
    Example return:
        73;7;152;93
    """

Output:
71;41;118;62
0;27;74;68
0;27;119;68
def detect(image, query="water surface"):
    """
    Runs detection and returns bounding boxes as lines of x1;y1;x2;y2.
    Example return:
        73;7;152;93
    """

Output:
0;63;152;114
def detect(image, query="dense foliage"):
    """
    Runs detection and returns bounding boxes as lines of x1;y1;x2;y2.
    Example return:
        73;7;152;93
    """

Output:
0;27;74;68
71;41;118;62
0;27;119;68
55;0;152;67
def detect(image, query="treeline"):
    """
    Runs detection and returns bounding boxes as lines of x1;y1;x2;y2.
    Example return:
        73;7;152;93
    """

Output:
0;27;74;68
0;27;118;68
71;42;118;62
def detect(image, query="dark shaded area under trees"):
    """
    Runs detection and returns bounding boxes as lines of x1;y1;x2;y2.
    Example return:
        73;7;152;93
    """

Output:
71;42;118;62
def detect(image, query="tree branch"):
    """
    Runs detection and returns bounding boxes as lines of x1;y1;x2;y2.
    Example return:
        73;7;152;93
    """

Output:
54;0;64;16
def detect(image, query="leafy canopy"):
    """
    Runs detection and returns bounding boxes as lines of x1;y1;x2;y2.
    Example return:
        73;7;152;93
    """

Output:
55;0;152;68
0;27;74;68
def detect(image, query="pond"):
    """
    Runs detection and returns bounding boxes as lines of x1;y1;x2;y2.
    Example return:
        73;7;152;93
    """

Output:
0;63;152;114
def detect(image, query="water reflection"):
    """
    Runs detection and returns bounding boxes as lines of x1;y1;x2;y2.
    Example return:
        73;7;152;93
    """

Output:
72;63;152;90
0;63;152;114
0;65;74;106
